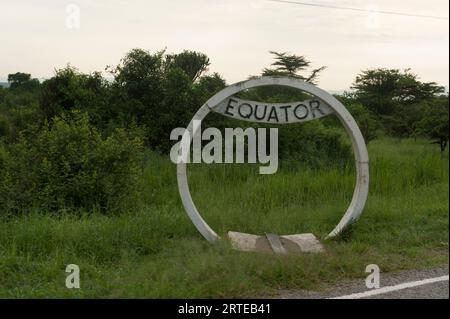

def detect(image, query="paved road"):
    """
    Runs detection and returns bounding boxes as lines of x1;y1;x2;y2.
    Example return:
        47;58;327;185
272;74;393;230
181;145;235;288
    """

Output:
274;265;449;299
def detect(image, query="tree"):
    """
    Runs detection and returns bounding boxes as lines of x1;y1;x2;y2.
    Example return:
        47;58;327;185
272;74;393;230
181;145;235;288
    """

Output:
7;72;40;91
8;72;31;89
165;50;210;82
194;73;226;102
109;48;209;152
40;66;108;122
382;102;426;137
262;51;326;84
351;68;444;116
109;48;166;111
416;96;449;153
242;51;326;102
351;68;445;138
147;67;195;152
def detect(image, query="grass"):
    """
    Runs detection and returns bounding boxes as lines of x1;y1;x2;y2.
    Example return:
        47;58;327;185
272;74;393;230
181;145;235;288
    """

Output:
0;138;448;298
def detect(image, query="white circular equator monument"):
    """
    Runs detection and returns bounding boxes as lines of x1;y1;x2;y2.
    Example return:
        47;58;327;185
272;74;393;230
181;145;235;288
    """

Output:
177;76;369;247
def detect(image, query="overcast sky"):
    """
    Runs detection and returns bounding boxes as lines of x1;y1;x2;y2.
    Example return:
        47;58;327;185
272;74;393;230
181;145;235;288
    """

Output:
0;0;448;90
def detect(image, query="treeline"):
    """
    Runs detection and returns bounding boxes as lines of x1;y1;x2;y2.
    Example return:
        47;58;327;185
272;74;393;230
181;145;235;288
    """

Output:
343;68;448;150
0;49;228;214
0;49;448;215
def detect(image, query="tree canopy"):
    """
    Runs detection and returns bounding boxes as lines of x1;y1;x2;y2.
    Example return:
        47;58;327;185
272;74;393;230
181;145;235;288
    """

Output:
351;68;444;115
8;72;40;91
262;51;326;84
165;50;210;82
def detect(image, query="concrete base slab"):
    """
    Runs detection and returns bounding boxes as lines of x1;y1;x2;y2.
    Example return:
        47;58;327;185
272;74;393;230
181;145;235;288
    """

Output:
281;234;325;253
228;231;325;254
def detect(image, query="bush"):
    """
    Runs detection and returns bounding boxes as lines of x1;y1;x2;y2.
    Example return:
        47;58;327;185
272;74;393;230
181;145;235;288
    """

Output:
415;97;449;152
40;66;109;122
278;121;353;169
346;102;380;142
0;112;145;215
0;103;43;142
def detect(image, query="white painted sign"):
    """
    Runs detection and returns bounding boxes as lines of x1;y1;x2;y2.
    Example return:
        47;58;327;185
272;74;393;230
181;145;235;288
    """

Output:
213;97;333;124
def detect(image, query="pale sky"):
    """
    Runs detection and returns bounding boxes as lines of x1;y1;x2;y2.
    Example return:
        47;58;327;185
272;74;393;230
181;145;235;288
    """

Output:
0;0;448;90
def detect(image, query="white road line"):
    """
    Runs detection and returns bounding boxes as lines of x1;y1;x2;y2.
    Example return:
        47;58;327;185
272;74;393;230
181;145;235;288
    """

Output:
330;275;449;299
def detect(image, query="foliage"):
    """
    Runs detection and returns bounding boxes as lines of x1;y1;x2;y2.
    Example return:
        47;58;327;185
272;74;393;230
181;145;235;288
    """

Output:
351;68;444;116
40;66;109;122
165;50;210;82
7;72;40;92
0;103;42;142
0;112;144;215
336;95;380;142
109;49;165;113
240;51;325;103
350;68;446;140
194;72;226;100
262;51;326;84
106;49;227;152
1;48;448;217
278;121;352;168
0;87;6;103
0;79;43;142
415;96;449;152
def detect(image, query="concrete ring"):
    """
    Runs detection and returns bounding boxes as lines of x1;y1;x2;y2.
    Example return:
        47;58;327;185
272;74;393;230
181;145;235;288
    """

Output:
177;76;369;242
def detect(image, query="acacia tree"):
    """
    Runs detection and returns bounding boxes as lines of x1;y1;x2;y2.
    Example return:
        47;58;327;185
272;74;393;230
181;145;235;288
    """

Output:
242;51;326;102
351;68;445;137
262;51;326;84
351;68;444;116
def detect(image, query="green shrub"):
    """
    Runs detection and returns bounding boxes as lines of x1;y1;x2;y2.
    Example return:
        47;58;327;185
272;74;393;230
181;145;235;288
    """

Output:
0;103;43;142
346;102;380;142
0;114;10;138
278;121;353;169
0;112;145;215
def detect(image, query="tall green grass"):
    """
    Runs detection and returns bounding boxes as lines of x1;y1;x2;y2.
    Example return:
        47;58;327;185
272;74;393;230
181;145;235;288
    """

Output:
0;138;447;298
